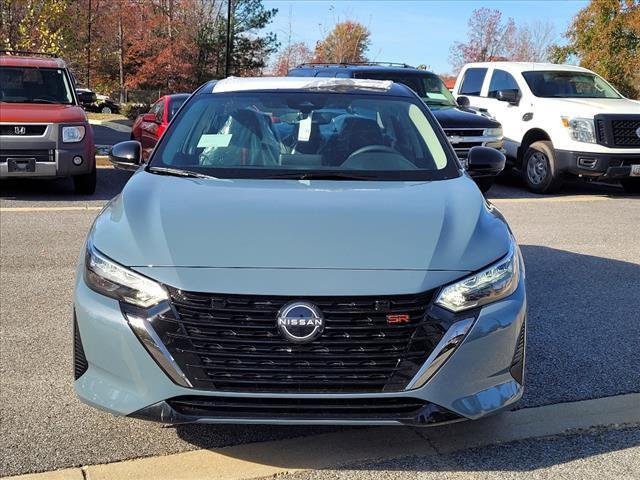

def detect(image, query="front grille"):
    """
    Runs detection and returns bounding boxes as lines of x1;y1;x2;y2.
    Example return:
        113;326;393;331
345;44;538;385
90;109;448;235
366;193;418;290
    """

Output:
157;289;445;393
73;315;88;380
0;125;47;136
595;115;640;148
0;149;54;163
444;128;484;137
611;119;640;147
510;323;526;385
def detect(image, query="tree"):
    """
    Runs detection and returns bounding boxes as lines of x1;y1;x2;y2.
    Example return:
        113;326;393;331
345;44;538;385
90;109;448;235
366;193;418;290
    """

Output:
511;20;556;62
549;0;640;98
0;0;69;54
314;20;370;63
272;42;313;75
449;8;516;72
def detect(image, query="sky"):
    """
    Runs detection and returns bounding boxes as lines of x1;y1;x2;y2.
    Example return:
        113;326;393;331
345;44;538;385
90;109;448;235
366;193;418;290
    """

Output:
261;0;589;74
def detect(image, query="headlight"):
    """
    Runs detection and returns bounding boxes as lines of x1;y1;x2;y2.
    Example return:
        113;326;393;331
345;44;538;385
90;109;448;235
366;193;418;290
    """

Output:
84;240;168;308
435;238;521;312
483;127;503;138
62;126;86;143
561;117;596;143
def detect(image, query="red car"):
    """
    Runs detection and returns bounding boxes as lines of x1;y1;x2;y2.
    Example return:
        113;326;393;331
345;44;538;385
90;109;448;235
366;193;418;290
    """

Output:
131;93;190;159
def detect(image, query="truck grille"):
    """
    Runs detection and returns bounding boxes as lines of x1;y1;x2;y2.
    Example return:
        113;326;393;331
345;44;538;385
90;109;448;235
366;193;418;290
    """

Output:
0;125;47;136
444;128;485;159
0;149;54;163
595;115;640;148
156;289;445;393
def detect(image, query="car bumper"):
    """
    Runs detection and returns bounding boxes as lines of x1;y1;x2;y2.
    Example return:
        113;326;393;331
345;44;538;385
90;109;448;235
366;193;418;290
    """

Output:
74;263;526;426
555;149;640;179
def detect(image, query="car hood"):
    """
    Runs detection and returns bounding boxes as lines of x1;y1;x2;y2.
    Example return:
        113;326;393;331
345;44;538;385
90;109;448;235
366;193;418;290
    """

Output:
537;97;640;117
0;103;87;123
91;172;511;271
430;106;501;128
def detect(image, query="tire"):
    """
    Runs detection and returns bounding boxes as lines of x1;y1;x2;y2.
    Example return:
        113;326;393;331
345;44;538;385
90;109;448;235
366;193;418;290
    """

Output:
101;106;112;114
621;178;640;194
475;177;494;193
73;166;97;195
522;141;563;194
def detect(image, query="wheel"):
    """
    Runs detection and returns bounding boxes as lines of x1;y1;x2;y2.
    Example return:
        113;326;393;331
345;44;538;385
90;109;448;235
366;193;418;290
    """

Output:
73;166;97;195
621;178;640;194
522;141;563;194
101;105;112;114
474;177;494;193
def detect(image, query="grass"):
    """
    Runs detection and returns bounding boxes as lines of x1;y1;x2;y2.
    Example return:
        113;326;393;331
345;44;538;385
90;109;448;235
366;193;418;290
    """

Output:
86;112;128;121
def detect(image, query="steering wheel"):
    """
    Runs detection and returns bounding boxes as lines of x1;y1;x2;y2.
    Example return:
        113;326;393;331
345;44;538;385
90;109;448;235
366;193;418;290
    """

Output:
346;145;400;159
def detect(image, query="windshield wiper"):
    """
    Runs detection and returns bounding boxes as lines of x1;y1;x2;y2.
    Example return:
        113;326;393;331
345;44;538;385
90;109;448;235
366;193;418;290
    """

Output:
148;166;218;180
263;172;374;181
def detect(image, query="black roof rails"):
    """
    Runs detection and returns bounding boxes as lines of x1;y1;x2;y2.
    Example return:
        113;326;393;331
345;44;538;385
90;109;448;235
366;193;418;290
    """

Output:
0;50;59;58
296;61;415;69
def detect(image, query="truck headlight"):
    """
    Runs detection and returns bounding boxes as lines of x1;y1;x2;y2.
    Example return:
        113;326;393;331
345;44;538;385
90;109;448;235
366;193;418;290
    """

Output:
62;126;86;143
561;117;596;144
84;240;168;308
483;127;503;138
435;238;521;312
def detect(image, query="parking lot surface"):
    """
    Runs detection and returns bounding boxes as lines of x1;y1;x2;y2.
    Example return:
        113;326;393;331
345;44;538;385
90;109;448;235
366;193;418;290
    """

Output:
1;171;639;477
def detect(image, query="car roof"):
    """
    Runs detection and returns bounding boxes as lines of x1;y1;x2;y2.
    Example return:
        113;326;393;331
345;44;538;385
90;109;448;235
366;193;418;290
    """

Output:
0;55;66;69
291;64;438;76
168;93;191;99
210;76;411;96
462;62;593;74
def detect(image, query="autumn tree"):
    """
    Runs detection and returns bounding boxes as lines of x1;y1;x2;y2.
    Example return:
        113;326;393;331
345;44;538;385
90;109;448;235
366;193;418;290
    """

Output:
511;20;556;62
0;0;69;54
549;0;640;98
314;21;370;63
272;42;313;75
449;8;516;72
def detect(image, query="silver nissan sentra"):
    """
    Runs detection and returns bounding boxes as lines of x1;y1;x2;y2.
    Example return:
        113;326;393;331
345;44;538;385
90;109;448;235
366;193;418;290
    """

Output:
73;77;526;426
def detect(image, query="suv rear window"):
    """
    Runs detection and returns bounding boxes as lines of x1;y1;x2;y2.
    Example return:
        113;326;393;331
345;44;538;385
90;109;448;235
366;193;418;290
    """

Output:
459;68;487;96
0;67;74;104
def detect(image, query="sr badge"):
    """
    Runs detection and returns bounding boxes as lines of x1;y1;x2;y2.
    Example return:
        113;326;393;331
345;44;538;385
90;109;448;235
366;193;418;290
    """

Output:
276;301;324;344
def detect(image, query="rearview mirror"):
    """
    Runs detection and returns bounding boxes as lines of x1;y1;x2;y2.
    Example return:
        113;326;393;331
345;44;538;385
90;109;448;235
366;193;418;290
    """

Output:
466;146;505;178
109;141;142;171
496;90;520;105
456;96;470;108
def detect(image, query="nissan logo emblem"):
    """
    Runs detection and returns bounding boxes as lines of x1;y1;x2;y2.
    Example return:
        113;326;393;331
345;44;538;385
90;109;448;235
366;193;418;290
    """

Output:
276;301;324;344
14;126;26;135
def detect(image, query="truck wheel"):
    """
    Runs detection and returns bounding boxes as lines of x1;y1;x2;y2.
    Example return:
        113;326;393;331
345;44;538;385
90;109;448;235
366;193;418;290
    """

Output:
101;106;112;114
621;178;640;194
73;166;97;195
523;141;563;194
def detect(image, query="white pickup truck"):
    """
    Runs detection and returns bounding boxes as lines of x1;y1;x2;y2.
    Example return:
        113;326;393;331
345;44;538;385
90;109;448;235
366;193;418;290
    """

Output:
452;62;640;193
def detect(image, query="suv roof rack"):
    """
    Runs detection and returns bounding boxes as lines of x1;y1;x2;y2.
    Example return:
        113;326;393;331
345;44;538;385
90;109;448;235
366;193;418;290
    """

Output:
0;50;59;58
296;62;415;69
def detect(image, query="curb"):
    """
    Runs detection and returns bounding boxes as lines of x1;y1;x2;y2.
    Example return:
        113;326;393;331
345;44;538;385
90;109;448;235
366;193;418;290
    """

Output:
6;393;639;480
88;119;132;133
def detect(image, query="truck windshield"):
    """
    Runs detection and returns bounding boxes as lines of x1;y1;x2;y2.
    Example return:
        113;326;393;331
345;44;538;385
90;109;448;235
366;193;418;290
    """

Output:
356;72;457;107
0;67;74;104
151;91;458;181
522;71;621;99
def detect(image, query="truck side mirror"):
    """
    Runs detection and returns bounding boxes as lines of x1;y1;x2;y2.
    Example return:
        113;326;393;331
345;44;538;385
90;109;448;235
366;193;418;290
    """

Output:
496;90;520;105
457;96;470;108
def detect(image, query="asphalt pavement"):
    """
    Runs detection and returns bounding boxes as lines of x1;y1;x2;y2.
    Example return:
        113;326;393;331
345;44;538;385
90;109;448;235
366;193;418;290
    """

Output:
1;171;639;477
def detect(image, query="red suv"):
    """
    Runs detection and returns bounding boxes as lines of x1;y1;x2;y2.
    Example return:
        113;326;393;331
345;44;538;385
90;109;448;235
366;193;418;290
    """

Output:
131;93;190;160
0;51;96;194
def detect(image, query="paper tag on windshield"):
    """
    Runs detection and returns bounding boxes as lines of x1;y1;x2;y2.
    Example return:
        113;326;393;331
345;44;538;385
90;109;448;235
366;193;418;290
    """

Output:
197;134;232;148
297;116;312;142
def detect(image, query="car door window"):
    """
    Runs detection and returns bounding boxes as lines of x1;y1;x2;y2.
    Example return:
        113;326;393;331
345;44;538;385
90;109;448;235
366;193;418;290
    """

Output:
488;69;520;98
459;68;487;96
154;99;166;122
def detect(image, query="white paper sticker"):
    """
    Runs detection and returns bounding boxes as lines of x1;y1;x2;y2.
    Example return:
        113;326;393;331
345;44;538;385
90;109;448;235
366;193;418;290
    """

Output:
197;134;232;148
297;116;312;142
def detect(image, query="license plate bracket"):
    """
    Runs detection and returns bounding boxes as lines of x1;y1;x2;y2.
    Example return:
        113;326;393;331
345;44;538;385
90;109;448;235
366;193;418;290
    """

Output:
7;157;36;173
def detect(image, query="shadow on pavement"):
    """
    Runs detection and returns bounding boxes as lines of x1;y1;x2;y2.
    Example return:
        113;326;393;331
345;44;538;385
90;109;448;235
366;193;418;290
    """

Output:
0;168;132;202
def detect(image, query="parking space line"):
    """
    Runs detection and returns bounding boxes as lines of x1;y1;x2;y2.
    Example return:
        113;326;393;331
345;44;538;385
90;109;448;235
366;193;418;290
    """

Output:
6;393;639;480
491;195;612;203
0;206;104;212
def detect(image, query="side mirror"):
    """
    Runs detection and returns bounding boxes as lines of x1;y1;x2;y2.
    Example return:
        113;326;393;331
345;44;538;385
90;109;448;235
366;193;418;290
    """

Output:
456;96;470;108
466;146;505;178
109;141;142;171
496;90;519;105
142;112;158;123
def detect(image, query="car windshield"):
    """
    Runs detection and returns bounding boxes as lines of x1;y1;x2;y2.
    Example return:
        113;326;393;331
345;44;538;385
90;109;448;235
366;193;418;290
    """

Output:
522;70;621;99
168;96;188;121
0;66;74;104
151;91;457;181
355;72;457;107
